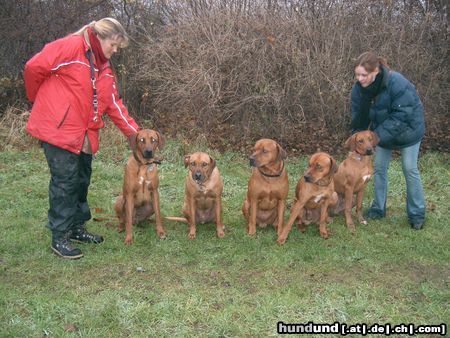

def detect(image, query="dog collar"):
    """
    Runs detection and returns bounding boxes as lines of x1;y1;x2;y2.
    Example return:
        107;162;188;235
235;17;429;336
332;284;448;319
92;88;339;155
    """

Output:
350;152;363;161
312;177;332;187
258;162;285;178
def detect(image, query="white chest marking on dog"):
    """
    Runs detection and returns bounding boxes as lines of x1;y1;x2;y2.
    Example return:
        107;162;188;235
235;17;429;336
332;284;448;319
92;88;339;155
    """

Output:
314;194;324;203
138;176;144;185
363;175;371;182
147;164;154;172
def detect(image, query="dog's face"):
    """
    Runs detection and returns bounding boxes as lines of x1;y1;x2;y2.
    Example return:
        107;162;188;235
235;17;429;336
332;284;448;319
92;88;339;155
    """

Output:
249;139;287;168
304;152;338;184
132;129;165;160
184;152;216;183
345;131;379;155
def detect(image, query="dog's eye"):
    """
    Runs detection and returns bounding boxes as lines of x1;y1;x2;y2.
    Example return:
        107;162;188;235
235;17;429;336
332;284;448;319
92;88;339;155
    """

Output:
151;138;157;143
358;139;364;143
139;138;145;143
190;162;196;167
202;162;208;167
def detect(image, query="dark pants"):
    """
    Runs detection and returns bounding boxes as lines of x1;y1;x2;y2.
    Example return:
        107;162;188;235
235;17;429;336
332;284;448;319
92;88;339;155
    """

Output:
42;142;92;239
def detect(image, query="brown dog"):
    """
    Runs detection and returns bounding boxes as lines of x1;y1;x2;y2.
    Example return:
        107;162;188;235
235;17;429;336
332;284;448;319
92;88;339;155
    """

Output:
332;130;379;232
114;129;166;245
166;152;225;239
242;139;289;236
277;152;338;244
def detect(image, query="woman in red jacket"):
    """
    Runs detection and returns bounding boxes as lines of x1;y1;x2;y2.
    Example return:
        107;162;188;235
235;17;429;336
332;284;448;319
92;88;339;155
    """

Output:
24;18;139;259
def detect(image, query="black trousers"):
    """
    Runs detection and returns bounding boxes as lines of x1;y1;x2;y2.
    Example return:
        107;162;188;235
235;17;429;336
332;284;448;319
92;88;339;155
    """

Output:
42;142;92;239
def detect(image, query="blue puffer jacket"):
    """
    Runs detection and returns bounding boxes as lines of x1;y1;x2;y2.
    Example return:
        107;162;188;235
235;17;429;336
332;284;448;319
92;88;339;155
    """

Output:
351;65;425;149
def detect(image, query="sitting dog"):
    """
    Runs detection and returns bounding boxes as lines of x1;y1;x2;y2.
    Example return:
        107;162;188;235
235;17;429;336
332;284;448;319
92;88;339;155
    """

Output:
331;130;379;232
277;152;338;244
242;139;289;236
166;152;225;239
114;129;166;245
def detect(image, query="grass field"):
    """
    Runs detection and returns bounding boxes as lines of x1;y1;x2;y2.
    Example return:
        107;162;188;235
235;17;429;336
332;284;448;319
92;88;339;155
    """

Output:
0;138;449;337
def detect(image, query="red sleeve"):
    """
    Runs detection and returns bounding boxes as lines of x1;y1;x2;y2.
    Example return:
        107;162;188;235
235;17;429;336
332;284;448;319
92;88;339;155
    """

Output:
24;45;54;102
103;72;140;137
23;36;81;102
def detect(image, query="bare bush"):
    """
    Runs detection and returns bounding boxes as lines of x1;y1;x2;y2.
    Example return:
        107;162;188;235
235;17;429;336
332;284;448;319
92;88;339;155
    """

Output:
132;0;448;153
0;0;448;153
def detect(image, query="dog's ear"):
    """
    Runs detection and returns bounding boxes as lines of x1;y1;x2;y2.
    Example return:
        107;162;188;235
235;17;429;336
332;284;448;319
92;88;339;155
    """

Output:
128;132;138;151
156;131;165;150
371;131;380;147
344;134;357;151
329;155;338;175
209;156;216;170
277;143;287;161
184;155;191;168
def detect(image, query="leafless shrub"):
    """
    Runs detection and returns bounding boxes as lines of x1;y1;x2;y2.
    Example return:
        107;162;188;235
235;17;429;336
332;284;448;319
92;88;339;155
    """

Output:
131;0;448;152
0;0;447;153
0;107;36;151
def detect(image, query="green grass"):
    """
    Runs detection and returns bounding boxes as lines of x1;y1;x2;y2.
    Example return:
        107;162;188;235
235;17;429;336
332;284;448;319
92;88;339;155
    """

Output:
0;141;449;337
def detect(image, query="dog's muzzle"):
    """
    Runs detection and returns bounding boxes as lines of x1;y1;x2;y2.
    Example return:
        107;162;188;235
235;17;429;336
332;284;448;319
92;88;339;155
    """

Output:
194;171;203;182
304;175;313;183
143;150;153;159
249;157;257;167
365;148;374;155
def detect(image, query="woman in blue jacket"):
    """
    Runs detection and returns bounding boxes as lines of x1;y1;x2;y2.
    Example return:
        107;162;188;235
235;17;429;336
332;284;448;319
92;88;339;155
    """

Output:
351;52;425;229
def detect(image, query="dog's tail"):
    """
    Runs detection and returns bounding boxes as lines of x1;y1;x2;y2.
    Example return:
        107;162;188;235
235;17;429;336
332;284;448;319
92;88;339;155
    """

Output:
165;216;188;223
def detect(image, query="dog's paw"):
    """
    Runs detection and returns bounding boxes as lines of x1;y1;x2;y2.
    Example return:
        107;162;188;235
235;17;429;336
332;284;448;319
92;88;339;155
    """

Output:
319;229;329;239
276;236;287;245
124;235;133;245
347;223;356;233
157;229;167;239
217;229;225;238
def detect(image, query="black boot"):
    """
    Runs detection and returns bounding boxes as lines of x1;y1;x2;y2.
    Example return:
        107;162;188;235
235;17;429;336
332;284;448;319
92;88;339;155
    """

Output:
51;238;83;259
70;226;104;244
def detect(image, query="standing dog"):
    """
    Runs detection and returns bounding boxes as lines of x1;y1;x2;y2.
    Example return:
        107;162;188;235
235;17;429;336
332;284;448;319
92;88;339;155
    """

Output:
114;129;166;245
242;139;289;236
277;152;338;244
166;152;225;239
332;130;379;232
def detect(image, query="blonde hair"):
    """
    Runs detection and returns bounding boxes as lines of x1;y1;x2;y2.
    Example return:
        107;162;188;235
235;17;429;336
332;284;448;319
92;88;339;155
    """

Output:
355;52;389;72
74;17;129;48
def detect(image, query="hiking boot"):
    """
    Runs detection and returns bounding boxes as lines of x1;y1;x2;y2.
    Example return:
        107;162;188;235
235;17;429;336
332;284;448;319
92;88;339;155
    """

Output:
410;222;424;230
51;238;83;259
70;227;104;244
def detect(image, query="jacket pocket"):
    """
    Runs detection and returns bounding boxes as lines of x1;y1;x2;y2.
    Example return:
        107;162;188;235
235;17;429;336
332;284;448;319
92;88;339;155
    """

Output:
57;104;70;129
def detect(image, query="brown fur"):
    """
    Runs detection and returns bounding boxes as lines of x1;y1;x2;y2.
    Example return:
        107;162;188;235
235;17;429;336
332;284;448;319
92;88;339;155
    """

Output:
277;152;338;244
242;139;289;236
166;152;225;239
331;130;379;231
114;129;166;245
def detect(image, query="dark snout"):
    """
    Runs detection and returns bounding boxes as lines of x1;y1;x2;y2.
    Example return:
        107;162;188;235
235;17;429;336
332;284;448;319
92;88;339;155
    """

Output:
143;149;153;159
249;156;256;167
304;175;313;183
365;148;374;155
193;171;203;182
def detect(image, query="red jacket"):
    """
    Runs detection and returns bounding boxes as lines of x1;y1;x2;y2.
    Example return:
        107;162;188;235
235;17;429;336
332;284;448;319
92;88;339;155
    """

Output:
24;34;139;154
